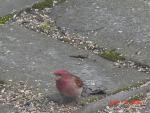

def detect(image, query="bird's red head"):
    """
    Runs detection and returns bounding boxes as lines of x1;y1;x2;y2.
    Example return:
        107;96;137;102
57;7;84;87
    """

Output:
52;69;70;77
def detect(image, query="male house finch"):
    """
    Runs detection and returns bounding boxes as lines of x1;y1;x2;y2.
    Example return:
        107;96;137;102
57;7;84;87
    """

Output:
52;69;83;98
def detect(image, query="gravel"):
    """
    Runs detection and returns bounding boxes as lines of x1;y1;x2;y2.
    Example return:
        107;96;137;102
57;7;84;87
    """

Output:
6;6;149;113
99;92;150;113
12;8;150;74
0;80;149;113
0;81;80;113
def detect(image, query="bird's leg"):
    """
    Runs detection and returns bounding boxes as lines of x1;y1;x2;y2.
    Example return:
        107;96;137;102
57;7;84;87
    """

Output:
60;93;79;104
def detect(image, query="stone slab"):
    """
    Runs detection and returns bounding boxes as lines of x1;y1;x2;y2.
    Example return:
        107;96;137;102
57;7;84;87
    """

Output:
0;24;149;94
0;0;38;16
50;0;150;65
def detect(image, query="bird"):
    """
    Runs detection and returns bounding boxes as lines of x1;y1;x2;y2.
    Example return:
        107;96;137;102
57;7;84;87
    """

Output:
52;69;83;98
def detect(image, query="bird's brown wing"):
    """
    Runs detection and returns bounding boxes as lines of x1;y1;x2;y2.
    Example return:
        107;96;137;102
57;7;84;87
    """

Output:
72;75;83;88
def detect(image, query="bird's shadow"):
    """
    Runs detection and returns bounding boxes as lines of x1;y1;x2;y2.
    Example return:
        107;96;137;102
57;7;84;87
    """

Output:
39;84;108;106
23;93;78;110
44;93;78;105
44;84;108;105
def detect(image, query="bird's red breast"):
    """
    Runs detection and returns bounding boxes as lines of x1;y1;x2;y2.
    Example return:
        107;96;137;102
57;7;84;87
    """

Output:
56;75;83;97
52;69;83;97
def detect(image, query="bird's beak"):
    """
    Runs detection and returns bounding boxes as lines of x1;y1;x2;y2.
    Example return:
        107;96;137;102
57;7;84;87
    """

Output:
54;75;61;80
49;71;54;74
50;71;61;80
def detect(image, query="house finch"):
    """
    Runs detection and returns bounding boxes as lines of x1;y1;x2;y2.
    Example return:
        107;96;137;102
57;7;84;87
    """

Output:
52;69;83;98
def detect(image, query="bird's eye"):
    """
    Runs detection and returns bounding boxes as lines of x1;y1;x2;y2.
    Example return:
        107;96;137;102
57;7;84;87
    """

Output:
55;73;61;76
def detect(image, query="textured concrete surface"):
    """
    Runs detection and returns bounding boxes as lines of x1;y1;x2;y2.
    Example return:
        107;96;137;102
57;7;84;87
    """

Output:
0;0;38;16
50;0;150;65
0;24;149;93
0;0;150;112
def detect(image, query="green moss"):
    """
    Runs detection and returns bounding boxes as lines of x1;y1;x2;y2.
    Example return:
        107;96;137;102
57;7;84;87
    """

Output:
0;80;5;85
99;49;125;62
80;96;100;106
112;87;130;94
112;79;150;94
62;37;71;43
32;0;66;10
0;80;6;90
39;21;51;31
128;94;144;101
0;14;13;25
